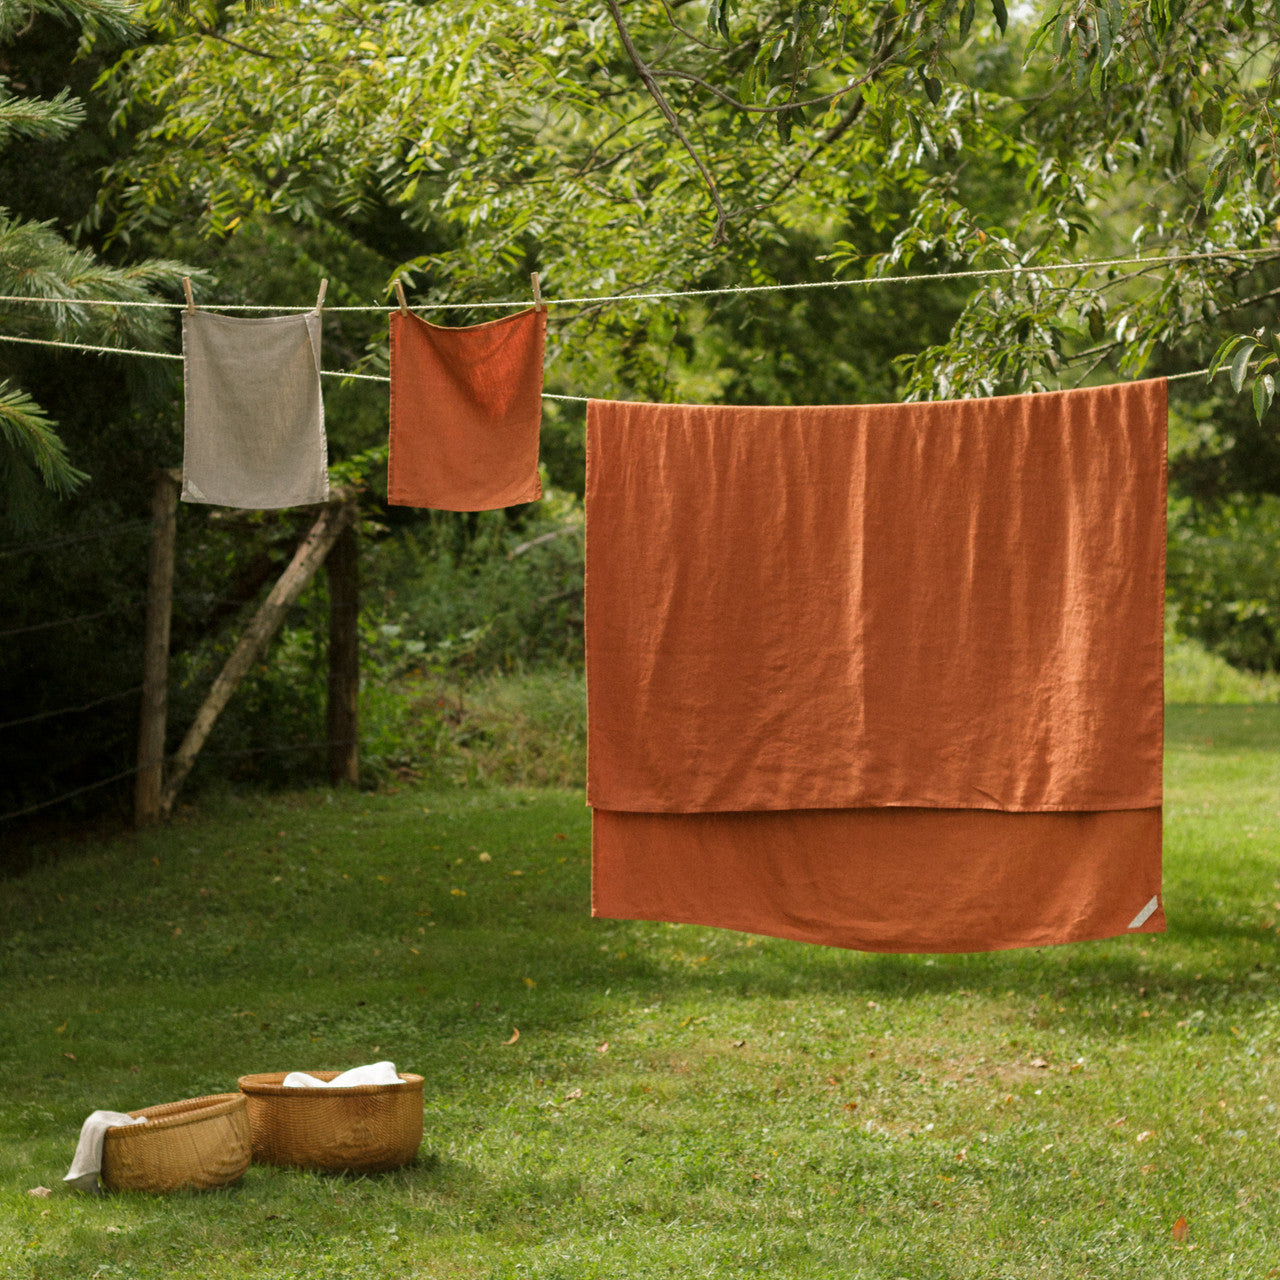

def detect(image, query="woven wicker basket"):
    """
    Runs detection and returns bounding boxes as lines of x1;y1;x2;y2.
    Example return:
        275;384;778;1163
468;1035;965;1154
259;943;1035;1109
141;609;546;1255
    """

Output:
100;1093;252;1193
237;1071;424;1173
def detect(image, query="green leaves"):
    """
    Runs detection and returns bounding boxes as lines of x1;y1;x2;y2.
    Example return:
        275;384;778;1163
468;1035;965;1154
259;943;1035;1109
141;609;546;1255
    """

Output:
1208;332;1280;422
1253;373;1273;423
705;0;732;38
1231;342;1256;394
991;0;1008;34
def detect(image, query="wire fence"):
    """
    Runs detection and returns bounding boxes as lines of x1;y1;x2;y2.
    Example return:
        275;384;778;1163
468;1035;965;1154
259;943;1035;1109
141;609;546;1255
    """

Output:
0;518;153;561
3;243;1271;823
0;736;370;825
0;685;143;732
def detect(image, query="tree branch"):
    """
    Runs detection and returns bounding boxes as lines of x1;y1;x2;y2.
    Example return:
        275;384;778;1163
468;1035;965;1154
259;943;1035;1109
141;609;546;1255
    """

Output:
604;0;730;247
196;26;280;61
651;66;871;114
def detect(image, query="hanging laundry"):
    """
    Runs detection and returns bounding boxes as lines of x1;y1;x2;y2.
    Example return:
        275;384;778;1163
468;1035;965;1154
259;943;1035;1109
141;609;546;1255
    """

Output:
586;380;1168;952
388;307;544;511
181;312;328;509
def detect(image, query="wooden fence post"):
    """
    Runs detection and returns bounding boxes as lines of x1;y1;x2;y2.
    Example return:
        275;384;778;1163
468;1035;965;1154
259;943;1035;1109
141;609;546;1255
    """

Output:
135;468;181;827
325;505;359;786
159;495;355;817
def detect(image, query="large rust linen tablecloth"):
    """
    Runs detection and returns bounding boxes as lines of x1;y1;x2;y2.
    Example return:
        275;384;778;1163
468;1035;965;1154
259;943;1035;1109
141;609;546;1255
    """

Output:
586;381;1167;952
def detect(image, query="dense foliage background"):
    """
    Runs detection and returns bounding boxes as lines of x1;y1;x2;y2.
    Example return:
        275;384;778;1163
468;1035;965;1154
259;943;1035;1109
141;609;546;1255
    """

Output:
2;0;1278;851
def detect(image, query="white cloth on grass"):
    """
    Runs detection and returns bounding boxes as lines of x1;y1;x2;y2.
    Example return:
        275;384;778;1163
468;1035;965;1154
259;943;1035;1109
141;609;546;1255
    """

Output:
282;1061;400;1088
63;1110;146;1192
181;310;329;510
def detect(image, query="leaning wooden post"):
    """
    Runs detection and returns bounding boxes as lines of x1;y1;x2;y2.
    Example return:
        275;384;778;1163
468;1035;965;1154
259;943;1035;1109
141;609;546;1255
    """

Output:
325;501;359;786
159;494;355;817
135;468;181;826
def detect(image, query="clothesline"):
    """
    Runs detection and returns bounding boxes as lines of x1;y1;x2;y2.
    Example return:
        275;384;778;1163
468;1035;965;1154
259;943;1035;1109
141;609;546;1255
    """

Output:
0;332;587;399
0;328;1232;389
0;247;1274;314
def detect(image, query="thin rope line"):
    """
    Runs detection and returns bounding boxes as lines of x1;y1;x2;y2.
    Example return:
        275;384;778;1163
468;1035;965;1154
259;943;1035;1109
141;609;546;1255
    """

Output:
0;332;184;361
0;247;1274;315
0;333;589;396
0;684;143;731
0;332;378;383
0;327;1253;394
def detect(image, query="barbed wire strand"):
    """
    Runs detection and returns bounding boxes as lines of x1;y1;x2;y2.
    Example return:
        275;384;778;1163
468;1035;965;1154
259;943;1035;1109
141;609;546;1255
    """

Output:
0;518;153;561
0;247;1275;314
0;684;144;732
0;605;139;640
0;765;141;824
0;736;374;824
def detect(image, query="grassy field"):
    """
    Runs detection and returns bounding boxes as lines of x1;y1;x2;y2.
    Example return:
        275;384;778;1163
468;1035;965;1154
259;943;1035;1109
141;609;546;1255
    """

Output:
2;705;1278;1279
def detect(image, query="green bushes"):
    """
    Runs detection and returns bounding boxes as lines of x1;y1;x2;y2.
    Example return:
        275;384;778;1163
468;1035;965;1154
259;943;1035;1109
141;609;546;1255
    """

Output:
174;497;588;795
1167;495;1280;675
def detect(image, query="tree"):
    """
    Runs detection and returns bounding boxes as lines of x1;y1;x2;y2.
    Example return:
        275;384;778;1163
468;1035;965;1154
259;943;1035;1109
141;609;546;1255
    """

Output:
0;0;191;526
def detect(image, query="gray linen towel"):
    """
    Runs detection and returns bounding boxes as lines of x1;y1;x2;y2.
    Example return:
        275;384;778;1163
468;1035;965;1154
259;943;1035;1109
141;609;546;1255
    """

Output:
181;311;329;509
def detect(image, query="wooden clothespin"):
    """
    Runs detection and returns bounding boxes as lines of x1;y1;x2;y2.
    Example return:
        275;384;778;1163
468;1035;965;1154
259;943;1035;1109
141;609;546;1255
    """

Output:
314;278;328;315
530;271;544;313
182;277;195;313
394;277;408;315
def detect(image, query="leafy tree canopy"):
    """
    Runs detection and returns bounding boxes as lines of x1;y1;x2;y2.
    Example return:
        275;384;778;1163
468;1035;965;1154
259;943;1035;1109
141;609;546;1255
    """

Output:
100;1;1278;418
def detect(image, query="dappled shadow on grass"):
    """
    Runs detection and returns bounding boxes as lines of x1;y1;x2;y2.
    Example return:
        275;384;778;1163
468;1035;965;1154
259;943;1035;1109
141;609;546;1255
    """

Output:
1165;702;1280;750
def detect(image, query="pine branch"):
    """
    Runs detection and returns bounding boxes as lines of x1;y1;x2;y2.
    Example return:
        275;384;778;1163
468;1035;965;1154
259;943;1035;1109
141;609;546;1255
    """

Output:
0;0;141;44
0;381;86;497
0;210;202;348
0;85;85;145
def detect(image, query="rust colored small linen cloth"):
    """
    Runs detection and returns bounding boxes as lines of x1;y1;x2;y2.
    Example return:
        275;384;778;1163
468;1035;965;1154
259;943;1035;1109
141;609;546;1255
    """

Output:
389;307;545;511
586;380;1167;952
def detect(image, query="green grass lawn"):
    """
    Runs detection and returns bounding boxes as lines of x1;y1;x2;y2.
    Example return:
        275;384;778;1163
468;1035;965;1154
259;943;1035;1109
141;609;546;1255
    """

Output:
2;705;1279;1279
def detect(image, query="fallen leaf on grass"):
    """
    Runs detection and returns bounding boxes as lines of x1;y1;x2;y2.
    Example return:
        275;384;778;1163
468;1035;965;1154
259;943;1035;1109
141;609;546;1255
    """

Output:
597;1041;609;1053
54;1021;66;1034
842;1101;859;1112
63;1052;75;1060
1172;1215;1189;1242
1028;1056;1049;1069
502;1028;520;1045
27;1187;51;1198
523;977;536;988
564;1087;582;1101
1136;1130;1155;1143
478;852;491;863
554;833;567;841
732;1040;746;1048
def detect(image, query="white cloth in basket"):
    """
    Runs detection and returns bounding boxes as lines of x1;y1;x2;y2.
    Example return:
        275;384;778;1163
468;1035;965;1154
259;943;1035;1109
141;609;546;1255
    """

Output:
64;1110;147;1192
281;1061;399;1088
